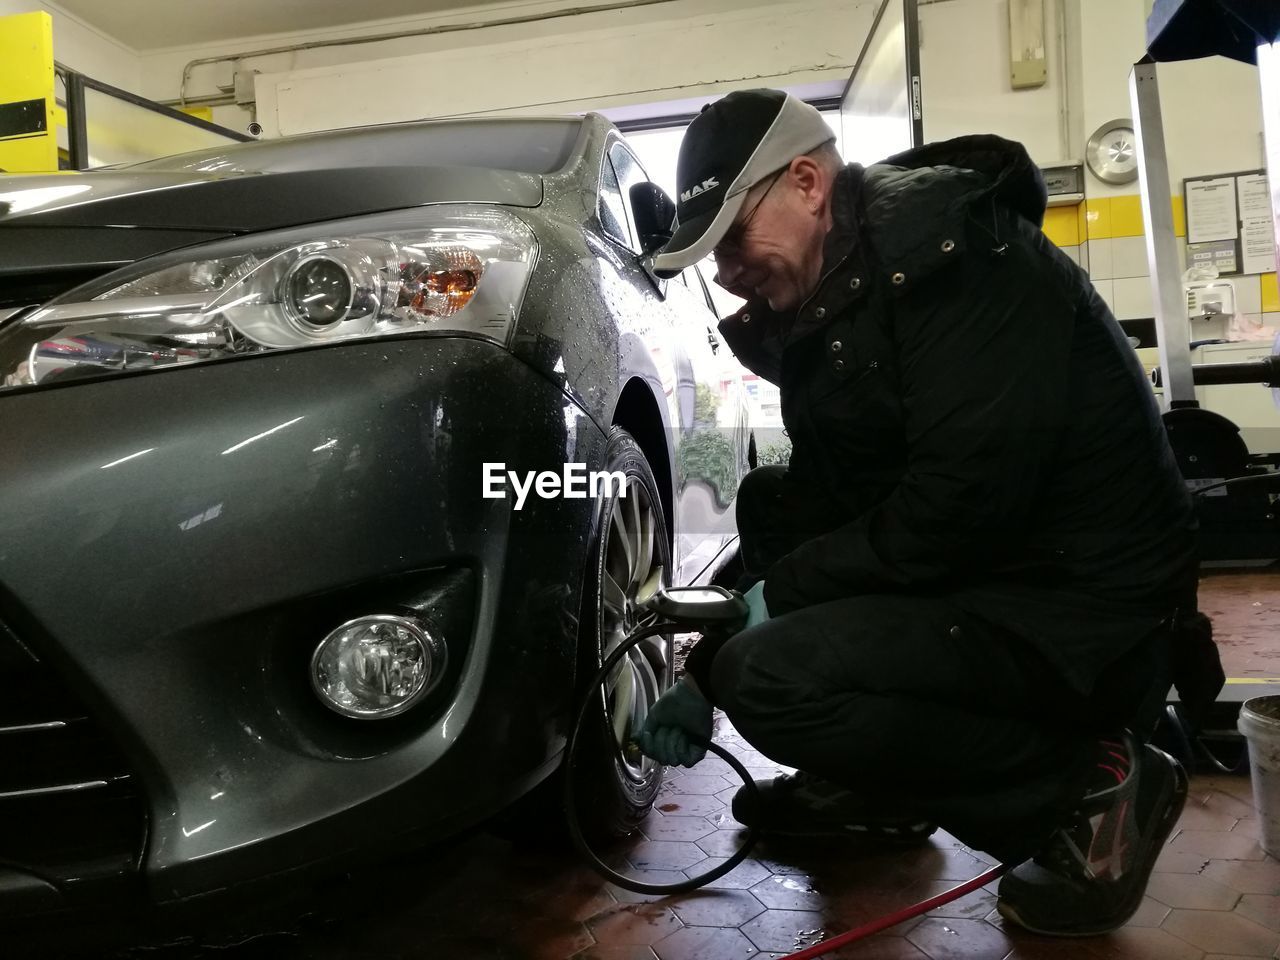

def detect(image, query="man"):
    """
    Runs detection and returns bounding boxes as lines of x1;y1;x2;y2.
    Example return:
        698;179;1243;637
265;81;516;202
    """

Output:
637;88;1205;937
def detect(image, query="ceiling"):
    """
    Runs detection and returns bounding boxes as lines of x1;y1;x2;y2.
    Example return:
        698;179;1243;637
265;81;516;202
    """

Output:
57;0;485;51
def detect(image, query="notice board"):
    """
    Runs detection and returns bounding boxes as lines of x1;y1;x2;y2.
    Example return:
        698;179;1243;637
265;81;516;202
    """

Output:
1184;169;1277;276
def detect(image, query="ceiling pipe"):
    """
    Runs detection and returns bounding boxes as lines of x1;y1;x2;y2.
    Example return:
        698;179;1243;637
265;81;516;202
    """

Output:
176;0;686;106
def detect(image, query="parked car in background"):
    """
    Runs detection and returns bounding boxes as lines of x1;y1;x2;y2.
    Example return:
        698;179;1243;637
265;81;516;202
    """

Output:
0;113;751;921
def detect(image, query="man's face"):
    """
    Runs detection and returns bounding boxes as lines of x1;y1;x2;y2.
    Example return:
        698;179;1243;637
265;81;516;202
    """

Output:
712;161;829;313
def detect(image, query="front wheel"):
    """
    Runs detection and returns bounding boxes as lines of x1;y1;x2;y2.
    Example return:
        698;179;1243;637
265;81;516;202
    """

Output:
570;426;674;839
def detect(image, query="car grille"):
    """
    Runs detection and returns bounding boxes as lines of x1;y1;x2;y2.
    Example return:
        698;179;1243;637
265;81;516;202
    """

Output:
0;620;147;901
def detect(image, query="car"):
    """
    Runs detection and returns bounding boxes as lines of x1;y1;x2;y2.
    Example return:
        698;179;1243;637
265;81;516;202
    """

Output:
0;114;752;922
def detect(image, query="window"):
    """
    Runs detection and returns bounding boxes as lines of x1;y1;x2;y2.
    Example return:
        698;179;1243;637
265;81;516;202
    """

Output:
609;142;649;255
597;151;631;248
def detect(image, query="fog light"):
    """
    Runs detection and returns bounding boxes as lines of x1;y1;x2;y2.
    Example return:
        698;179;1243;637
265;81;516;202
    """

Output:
311;614;446;719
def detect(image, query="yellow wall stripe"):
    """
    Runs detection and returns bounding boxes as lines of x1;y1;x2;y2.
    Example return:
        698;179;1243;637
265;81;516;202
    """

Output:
1042;206;1080;248
1171;195;1186;238
1086;198;1112;240
1075;194;1188;240
1262;272;1280;314
1110;195;1145;237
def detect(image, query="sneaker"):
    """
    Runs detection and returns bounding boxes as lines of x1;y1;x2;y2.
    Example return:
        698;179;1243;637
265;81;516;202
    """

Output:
731;771;937;842
997;735;1188;937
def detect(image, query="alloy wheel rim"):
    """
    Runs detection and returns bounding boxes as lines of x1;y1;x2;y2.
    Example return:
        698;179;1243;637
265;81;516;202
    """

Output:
598;476;669;782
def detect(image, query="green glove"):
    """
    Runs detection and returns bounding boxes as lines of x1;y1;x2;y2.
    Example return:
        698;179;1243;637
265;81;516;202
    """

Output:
637;677;712;767
744;580;770;629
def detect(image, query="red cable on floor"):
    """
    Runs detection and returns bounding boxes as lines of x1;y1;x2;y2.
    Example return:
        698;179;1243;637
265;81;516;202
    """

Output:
783;863;1009;959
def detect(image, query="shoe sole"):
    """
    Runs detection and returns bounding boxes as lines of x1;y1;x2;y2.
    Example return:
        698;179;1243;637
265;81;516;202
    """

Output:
997;746;1189;937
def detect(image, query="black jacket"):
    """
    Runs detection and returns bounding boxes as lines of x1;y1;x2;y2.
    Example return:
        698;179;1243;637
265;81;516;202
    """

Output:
719;135;1197;695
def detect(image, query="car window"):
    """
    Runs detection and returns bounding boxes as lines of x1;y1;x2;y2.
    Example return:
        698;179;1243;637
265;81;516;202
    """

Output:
687;266;718;314
699;255;747;318
597;153;632;248
609;143;648;255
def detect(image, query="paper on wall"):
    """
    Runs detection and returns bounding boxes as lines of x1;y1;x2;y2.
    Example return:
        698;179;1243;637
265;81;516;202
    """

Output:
1186;177;1239;244
1238;173;1277;275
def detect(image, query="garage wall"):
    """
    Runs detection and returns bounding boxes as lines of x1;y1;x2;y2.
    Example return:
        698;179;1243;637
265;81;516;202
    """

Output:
135;0;878;136
254;0;877;136
1059;0;1273;329
130;0;1275;326
139;0;1073;153
918;0;1068;164
0;0;141;92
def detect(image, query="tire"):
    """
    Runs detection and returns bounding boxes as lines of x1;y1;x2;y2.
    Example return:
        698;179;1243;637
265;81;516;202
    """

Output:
569;426;674;840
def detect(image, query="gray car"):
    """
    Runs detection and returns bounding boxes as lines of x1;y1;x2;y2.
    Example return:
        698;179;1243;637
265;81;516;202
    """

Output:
0;114;751;921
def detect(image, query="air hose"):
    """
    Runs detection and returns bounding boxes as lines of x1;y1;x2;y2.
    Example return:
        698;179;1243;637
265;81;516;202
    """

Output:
562;586;1008;957
564;620;762;894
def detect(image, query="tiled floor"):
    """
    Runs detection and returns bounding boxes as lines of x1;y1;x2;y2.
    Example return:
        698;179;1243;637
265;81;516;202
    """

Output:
86;570;1279;958
99;719;1277;960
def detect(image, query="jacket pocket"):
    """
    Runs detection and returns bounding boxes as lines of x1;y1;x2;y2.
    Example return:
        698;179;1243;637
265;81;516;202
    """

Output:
808;358;881;405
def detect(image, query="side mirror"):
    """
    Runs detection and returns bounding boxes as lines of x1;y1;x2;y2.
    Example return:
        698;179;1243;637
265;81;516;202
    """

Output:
629;182;676;256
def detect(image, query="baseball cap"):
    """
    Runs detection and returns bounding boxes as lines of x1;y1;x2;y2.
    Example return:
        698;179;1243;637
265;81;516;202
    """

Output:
651;89;836;278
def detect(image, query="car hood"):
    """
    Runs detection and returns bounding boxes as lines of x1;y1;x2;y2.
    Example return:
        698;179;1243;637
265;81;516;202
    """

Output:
0;165;543;233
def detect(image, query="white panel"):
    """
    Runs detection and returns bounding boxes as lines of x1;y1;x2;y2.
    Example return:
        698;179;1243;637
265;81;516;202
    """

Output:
1076;0;1145;197
1197;340;1280;454
0;0;143;92
1158;57;1265;193
1263;312;1280;327
1235;275;1264;317
1112;235;1149;279
257;0;871;136
1087;238;1114;280
56;0;467;50
1113;276;1154;320
1092;278;1115;310
919;0;1061;162
1060;245;1080;266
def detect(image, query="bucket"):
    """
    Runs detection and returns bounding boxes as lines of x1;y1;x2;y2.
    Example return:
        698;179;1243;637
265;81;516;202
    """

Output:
1238;695;1280;857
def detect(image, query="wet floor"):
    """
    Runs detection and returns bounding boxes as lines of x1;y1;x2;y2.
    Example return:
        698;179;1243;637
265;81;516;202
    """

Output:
25;570;1280;960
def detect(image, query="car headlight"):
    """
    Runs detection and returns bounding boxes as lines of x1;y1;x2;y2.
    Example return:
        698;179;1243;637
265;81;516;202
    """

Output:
0;205;536;391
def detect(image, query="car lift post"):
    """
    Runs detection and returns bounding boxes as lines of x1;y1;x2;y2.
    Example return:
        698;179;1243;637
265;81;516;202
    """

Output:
1130;58;1197;410
0;11;59;174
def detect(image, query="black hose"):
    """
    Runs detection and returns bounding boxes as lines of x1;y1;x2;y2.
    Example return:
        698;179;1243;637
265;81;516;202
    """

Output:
563;621;761;894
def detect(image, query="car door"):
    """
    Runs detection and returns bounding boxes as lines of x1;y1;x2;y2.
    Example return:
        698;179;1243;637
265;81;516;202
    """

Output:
608;141;746;584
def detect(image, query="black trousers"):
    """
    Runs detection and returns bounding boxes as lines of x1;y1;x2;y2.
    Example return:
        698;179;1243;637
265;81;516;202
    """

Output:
718;466;1170;862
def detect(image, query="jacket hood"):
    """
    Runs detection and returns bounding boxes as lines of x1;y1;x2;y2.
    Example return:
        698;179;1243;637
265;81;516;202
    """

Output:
877;134;1049;228
825;134;1048;291
717;135;1050;367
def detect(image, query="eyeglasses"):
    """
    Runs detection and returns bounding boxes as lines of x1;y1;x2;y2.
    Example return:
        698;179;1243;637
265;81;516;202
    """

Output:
713;170;784;260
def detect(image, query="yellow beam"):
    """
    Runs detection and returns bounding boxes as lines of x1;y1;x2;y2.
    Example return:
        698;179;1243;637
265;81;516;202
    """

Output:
0;11;57;173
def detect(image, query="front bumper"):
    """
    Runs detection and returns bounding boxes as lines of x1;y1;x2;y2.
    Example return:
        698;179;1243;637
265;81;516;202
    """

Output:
0;336;606;912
